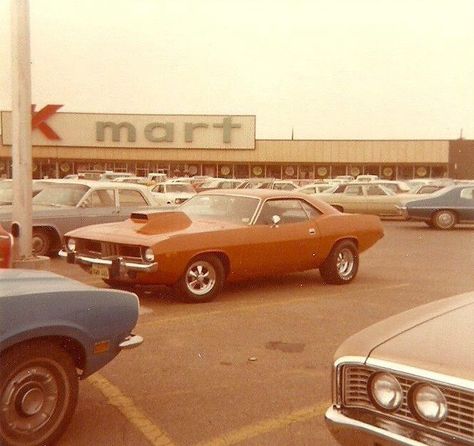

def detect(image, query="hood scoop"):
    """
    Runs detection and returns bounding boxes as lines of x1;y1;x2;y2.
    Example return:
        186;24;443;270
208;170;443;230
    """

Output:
132;210;192;234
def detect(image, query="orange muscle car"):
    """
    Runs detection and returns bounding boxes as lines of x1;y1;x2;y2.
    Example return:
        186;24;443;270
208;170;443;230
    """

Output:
60;190;384;302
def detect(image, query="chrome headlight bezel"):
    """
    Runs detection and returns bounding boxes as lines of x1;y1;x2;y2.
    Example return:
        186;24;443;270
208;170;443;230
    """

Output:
410;383;448;424
143;247;155;262
368;372;403;412
66;238;76;252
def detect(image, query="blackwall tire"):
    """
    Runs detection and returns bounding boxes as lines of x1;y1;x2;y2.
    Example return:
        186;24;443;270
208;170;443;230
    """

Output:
175;255;224;303
319;240;359;285
0;341;78;446
32;229;52;256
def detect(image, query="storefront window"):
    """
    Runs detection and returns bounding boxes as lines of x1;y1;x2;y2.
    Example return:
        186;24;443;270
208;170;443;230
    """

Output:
202;164;216;177
235;165;249;178
251;165;264;177
283;165;296;179
298;165;314;179
330;165;345;178
316;165;331;179
363;165;380;176
398;165;414;179
349;165;363;177
266;165;281;179
381;166;395;179
430;166;447;178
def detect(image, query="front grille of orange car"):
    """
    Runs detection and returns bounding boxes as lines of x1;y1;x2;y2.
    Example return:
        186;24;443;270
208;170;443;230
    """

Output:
77;239;142;259
342;365;474;442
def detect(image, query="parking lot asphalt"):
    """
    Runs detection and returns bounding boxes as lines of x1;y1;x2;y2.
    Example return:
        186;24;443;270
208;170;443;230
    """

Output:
47;220;474;446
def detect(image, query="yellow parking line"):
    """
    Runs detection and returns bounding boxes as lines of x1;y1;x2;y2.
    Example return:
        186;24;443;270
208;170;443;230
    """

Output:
193;401;330;446
88;373;176;446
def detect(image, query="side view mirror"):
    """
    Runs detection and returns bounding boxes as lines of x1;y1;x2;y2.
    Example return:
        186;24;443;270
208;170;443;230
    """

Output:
271;215;281;227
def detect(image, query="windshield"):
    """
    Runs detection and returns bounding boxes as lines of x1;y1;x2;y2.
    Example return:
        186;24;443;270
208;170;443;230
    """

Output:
33;184;89;207
179;194;260;224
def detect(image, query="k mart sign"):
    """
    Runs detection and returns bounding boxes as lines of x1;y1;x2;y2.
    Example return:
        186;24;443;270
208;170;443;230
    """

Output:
1;109;256;150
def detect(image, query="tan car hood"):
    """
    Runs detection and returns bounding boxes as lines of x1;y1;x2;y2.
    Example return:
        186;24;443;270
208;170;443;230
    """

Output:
335;292;474;380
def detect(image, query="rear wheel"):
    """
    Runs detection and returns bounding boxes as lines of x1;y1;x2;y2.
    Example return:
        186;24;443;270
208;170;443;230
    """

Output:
431;210;456;230
32;229;52;256
319;240;359;284
0;341;78;446
175;255;224;303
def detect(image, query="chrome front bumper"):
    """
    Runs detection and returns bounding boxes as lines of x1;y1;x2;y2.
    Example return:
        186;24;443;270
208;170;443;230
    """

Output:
325;407;455;446
119;334;144;350
59;249;158;273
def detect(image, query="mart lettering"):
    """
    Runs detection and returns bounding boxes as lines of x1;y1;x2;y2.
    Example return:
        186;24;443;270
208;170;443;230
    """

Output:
96;117;241;144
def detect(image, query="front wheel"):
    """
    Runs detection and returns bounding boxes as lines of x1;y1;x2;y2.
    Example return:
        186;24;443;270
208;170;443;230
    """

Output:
431;210;456;230
0;341;78;446
175;255;224;303
319;240;359;284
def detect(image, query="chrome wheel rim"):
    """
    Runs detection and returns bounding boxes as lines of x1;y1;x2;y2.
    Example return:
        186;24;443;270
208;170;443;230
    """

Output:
336;248;355;279
185;260;216;296
436;212;454;228
1;365;60;436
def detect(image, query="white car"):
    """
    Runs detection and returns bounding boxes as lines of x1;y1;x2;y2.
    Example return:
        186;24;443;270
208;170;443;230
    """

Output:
150;181;196;206
296;183;338;195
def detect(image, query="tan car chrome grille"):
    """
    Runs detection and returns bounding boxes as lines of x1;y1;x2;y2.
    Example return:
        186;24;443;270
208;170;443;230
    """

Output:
343;365;474;441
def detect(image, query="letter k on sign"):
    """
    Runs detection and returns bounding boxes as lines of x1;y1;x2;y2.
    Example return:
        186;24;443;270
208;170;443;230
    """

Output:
31;104;63;140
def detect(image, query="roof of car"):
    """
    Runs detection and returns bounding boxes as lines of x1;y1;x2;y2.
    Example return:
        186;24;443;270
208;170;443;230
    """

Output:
198;188;340;214
39;179;150;189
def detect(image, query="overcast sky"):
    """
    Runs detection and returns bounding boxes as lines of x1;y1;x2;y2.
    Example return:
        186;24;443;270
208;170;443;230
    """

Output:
1;0;473;139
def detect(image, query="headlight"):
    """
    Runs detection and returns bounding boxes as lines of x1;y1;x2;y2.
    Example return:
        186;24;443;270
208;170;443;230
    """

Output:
67;238;76;252
143;247;155;262
411;384;448;423
368;372;403;412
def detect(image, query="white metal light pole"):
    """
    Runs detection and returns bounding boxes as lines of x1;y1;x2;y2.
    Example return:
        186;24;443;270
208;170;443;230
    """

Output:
11;0;33;261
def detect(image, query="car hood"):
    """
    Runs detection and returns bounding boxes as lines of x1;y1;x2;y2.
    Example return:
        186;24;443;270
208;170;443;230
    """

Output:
65;210;239;244
335;291;474;380
0;269;93;299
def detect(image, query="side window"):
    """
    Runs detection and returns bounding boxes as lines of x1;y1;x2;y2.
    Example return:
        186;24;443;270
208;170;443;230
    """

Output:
301;201;323;218
118;189;148;207
345;186;363;196
460;188;474;200
367;185;385;196
86;189;115;208
255;199;309;225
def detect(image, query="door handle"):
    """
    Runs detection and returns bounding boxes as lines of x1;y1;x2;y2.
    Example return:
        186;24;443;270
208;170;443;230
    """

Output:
309;228;316;235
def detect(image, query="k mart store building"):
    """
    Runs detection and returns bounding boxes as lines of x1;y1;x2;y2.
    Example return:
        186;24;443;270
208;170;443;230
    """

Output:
1;109;473;180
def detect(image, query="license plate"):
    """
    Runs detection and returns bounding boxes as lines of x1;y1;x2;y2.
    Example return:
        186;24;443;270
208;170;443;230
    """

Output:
91;264;110;279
